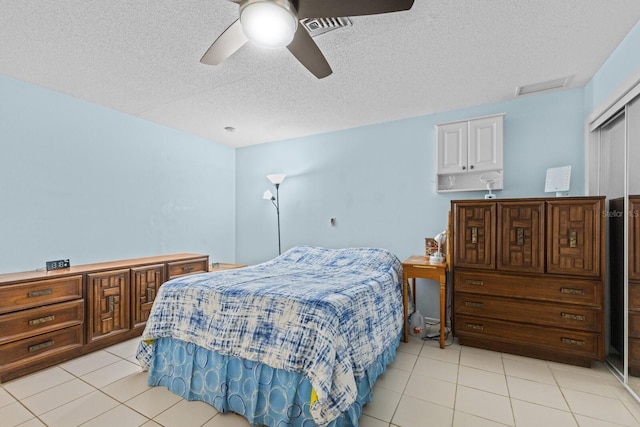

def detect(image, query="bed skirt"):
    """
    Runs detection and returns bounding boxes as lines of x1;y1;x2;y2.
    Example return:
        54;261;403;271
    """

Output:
146;334;401;426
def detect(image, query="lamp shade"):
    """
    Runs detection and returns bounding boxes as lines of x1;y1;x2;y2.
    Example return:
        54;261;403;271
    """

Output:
266;173;286;185
263;190;274;200
240;0;297;49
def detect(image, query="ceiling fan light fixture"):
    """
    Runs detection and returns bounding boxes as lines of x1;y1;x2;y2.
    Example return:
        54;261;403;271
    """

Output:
240;0;298;49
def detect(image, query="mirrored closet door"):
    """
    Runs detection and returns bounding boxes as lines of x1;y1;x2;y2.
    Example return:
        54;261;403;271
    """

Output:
591;88;640;398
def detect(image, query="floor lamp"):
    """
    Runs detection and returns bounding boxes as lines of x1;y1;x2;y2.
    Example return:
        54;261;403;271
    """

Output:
263;173;286;255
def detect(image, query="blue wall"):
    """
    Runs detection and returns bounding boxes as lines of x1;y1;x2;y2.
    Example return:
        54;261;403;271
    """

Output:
0;75;236;273
236;89;586;318
585;19;640;112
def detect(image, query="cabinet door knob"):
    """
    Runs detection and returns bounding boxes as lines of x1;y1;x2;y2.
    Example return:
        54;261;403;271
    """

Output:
462;166;466;170
470;165;474;169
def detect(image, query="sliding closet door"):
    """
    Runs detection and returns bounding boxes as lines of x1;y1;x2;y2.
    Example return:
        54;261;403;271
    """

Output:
627;96;640;395
601;113;627;375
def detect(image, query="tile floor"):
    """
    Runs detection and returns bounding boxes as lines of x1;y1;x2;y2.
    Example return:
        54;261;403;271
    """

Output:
2;336;640;426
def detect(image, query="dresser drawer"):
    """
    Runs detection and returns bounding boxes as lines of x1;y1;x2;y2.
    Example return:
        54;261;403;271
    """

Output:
0;275;83;314
0;300;84;346
455;293;600;332
0;325;83;367
167;258;208;279
455;314;601;360
454;271;600;306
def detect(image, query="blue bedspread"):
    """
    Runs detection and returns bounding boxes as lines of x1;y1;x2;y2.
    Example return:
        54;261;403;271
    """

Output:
136;246;403;425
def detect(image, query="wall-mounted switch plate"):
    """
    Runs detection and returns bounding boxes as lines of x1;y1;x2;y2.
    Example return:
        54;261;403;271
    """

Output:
46;259;70;271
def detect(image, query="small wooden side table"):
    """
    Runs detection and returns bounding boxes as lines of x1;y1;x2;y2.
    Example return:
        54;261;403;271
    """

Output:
402;255;448;349
209;263;247;272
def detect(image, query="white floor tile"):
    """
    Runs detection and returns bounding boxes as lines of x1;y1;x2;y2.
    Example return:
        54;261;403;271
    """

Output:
153;398;218;427
2;367;75;400
459;346;504;374
375;366;411;393
60;351;121;377
79;404;148;427
21;378;95;415
388;351;418;372
403;372;456;408
563;388;640;426
201;412;257;426
455;385;514;426
101;370;152;402
38;390;119;427
502;357;556;384
412;356;458;383
0;386;16;408
6;337;640;427
80;359;142;389
511;399;577;427
391;394;453;426
104;338;142;359
363;386;402;422
125;386;183;418
453;410;511;427
457;365;508;396
0;401;35;426
507;376;570;411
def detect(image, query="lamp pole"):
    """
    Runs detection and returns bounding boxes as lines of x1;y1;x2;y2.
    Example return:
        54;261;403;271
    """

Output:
265;174;286;256
274;183;281;255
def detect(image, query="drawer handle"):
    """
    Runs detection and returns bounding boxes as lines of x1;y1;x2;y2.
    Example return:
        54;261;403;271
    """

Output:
108;296;115;313
147;287;155;302
516;228;525;246
561;337;585;347
29;340;54;352
466;323;484;331
561;287;585;295
471;227;478;244
413;265;436;269
464;279;484;286
29;315;56;326
569;229;577;248
561;312;585;321
465;301;484;308
182;265;195;272
28;289;53;298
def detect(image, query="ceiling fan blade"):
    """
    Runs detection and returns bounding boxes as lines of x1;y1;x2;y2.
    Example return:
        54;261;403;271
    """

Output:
296;0;414;19
286;25;332;79
200;19;248;65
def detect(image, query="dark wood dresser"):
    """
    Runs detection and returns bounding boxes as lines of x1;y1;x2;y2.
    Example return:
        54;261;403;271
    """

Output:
451;197;605;366
0;253;208;382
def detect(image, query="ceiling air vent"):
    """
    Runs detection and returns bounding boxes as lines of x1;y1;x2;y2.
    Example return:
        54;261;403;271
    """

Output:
515;77;571;97
301;17;352;37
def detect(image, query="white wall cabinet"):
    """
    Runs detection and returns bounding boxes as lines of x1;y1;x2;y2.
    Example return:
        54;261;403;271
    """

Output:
436;114;504;193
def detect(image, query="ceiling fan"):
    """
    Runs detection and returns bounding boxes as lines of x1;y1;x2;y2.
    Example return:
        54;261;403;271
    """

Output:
200;0;415;79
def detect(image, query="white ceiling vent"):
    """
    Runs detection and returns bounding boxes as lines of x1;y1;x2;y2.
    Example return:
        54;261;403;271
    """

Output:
515;77;571;97
301;17;352;37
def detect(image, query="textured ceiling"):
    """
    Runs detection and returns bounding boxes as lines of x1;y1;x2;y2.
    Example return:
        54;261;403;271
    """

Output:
1;1;640;147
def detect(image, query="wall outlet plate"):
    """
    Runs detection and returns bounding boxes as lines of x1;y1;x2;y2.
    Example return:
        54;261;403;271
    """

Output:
46;259;70;271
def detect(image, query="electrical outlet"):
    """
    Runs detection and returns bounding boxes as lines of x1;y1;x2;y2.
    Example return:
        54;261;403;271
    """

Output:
46;259;70;271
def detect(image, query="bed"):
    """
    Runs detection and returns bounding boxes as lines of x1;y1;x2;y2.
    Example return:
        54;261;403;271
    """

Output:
136;245;404;426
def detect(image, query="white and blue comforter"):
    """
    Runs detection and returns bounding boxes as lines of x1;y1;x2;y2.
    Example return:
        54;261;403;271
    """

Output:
136;246;403;425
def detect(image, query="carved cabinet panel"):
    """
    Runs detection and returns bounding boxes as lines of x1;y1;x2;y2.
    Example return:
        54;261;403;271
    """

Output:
87;269;130;343
131;264;165;330
497;201;545;273
453;201;496;270
546;199;601;277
